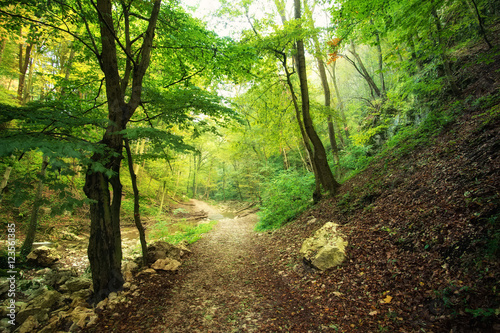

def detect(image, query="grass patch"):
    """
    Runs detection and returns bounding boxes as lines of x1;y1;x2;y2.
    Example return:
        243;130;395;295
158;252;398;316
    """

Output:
149;218;217;244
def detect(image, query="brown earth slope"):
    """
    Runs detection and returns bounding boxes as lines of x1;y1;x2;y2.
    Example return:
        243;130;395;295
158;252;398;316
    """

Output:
85;48;500;332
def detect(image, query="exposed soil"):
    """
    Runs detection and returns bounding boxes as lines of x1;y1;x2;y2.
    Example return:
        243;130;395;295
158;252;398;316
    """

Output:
84;200;327;332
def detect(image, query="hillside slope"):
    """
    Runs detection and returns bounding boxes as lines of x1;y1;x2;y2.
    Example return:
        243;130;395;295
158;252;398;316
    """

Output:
260;48;500;332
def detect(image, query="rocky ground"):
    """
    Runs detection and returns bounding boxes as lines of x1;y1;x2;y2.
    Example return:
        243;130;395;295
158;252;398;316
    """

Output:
84;200;327;332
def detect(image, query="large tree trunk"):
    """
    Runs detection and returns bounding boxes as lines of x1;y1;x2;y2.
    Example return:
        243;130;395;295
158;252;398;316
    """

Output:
84;131;125;302
282;52;321;200
303;0;340;161
20;155;49;257
274;0;322;199
294;0;340;196
83;0;161;303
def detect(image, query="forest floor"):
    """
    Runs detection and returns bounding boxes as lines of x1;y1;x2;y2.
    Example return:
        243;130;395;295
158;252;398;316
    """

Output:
85;200;328;332
84;46;500;332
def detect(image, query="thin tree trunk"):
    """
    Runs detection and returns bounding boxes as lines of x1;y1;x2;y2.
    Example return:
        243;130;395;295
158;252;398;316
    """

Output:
0;166;12;203
466;0;492;49
20;155;49;257
0;38;7;66
24;51;36;103
348;41;382;98
124;139;148;267
134;139;145;175
371;19;386;95
222;162;226;201
409;36;423;72
295;0;340;197
327;115;339;164
331;61;350;141
158;182;167;214
17;41;33;103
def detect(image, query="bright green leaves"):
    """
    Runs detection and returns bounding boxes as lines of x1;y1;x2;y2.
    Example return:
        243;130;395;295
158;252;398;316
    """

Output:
256;169;316;230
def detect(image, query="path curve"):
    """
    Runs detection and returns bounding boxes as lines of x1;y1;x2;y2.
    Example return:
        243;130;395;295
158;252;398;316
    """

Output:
151;200;265;332
85;201;322;332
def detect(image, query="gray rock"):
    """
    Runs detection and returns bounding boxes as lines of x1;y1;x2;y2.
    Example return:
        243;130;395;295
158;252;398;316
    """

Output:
147;241;184;262
64;277;92;292
300;222;348;271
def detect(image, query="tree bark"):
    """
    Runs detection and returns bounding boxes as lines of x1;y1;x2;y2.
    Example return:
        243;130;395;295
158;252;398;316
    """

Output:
294;0;340;196
20;155;49;257
17;40;33;104
124;139;148;267
83;0;161;303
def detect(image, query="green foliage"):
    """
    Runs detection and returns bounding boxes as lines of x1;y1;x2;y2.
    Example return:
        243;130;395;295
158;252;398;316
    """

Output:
256;170;315;230
465;307;500;319
149;218;216;244
121;196;158;217
484;214;500;259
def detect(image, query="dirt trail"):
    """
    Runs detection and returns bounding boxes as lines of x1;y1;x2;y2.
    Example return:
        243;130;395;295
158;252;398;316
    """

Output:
151;200;266;332
86;200;320;332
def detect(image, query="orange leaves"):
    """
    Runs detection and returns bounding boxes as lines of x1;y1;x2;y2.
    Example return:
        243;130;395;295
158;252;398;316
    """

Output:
327;53;341;64
326;37;343;64
327;37;342;47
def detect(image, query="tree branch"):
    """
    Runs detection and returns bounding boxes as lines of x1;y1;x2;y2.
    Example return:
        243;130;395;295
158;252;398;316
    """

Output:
0;9;100;60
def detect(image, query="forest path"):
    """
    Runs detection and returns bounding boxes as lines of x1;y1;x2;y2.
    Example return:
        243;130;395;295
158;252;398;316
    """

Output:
87;200;317;332
151;199;267;332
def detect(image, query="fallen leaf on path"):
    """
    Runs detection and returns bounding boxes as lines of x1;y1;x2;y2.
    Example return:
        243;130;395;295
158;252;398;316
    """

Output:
381;295;392;304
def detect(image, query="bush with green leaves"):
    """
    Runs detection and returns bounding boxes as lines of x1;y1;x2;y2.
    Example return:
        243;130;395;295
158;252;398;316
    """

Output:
256;169;315;230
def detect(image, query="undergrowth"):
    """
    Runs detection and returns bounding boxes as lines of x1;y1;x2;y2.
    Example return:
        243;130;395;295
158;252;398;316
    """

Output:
149;218;217;244
256;170;315;230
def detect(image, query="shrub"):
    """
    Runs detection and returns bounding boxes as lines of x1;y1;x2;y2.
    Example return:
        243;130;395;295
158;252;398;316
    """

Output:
256;169;315;231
